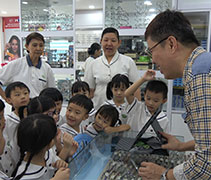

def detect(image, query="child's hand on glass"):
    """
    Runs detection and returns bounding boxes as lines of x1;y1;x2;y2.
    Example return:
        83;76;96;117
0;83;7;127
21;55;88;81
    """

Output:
62;132;79;156
53;159;68;169
51;167;70;180
143;69;156;81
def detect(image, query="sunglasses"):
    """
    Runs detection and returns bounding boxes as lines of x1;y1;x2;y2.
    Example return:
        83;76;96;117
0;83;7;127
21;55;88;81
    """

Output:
145;37;168;57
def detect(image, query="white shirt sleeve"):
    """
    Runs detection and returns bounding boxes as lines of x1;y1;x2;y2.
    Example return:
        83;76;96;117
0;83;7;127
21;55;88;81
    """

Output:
84;59;96;89
173;163;187;180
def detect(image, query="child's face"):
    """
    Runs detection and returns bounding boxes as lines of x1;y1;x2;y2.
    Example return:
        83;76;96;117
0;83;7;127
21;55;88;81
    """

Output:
111;84;127;102
55;100;62;115
72;90;90;98
93;113;112;132
43;107;58;123
66;103;88;129
0;110;5;131
7;87;30;109
144;90;167;114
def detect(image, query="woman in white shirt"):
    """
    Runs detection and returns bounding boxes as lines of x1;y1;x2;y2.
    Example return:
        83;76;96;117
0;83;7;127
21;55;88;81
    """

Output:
84;27;140;109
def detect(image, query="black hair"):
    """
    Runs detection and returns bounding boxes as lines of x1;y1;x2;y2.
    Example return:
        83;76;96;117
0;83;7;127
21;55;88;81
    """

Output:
8;35;21;57
95;105;119;127
18;106;27;120
88;43;101;56
71;81;90;95
5;81;30;98
25;32;45;46
101;27;120;41
145;9;200;47
145;80;168;99
11;114;57;180
106;74;130;100
0;99;5;112
39;87;63;102
68;94;93;114
27;96;56;115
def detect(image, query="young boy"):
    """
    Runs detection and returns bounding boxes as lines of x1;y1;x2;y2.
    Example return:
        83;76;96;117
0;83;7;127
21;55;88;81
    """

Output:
60;94;93;137
71;81;96;126
125;69;170;135
1;81;30;176
40;87;66;126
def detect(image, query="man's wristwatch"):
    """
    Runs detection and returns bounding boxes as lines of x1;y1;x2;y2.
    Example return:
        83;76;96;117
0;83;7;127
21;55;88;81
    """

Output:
160;168;169;180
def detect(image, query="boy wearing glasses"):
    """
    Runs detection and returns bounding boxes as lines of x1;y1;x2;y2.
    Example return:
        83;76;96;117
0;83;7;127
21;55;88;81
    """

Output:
139;9;211;180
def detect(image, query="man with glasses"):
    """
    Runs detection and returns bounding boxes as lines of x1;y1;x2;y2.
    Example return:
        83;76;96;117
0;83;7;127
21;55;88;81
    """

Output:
139;9;211;180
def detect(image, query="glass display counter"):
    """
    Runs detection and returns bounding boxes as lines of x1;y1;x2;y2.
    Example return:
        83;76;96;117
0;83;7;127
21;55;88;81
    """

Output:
69;132;185;180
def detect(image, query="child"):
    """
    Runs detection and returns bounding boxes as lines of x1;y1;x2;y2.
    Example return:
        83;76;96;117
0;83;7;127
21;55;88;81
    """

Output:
60;94;93;137
0;100;5;156
125;69;170;134
85;104;121;137
11;114;69;180
27;96;78;162
71;81;96;127
1;82;30;176
105;73;131;124
40;87;66;126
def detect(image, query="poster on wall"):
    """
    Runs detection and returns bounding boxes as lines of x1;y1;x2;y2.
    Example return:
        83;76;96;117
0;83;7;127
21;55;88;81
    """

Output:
2;16;21;65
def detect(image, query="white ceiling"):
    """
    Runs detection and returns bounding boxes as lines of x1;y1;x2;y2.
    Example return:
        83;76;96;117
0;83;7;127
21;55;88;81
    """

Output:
0;0;103;17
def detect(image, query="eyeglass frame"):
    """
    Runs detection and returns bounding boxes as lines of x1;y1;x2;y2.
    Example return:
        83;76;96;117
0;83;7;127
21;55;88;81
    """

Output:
145;37;169;57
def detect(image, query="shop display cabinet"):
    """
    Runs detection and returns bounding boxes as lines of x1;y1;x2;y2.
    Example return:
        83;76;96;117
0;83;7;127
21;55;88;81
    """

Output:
69;132;185;180
19;0;75;100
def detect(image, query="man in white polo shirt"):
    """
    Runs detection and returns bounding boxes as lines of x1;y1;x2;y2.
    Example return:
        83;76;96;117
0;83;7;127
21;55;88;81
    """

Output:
0;32;55;99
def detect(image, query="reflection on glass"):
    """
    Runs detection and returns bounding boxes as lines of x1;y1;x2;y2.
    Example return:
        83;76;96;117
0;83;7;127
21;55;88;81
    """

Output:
105;0;172;29
21;0;73;31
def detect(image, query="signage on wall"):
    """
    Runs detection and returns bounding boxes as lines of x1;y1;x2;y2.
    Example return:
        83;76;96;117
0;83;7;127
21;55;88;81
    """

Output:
2;16;21;66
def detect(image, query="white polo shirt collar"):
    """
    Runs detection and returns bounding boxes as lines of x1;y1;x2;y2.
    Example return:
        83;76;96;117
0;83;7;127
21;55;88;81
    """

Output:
26;54;42;69
102;51;120;66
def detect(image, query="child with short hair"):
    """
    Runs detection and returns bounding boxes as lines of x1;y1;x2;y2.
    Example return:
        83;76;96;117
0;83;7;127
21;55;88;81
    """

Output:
85;104;121;137
125;69;170;134
1;81;30;176
11;114;69;180
60;94;93;137
39;87;66;126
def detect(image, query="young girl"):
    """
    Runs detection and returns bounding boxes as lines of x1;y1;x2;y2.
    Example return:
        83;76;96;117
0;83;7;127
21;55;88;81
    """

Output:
105;73;131;125
11;114;68;180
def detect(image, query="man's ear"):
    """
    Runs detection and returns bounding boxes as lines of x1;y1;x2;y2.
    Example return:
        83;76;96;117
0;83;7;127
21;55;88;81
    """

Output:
162;98;167;104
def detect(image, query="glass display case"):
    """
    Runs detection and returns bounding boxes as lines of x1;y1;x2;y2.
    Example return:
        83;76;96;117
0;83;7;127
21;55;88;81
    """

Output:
69;132;185;180
20;0;73;31
105;0;172;29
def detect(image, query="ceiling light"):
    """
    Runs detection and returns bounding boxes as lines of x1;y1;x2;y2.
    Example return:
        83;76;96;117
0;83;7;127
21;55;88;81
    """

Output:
144;1;152;6
43;9;49;12
1;11;7;14
22;1;28;4
89;5;95;9
149;8;155;12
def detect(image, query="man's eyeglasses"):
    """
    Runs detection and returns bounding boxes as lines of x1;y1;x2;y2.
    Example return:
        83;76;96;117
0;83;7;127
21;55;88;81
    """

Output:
47;110;58;117
145;37;168;57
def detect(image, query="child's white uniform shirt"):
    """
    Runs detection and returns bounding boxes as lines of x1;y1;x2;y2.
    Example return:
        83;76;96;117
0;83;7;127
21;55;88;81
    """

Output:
15;149;60;180
60;123;84;137
0;112;20;176
126;98;170;135
104;99;129;124
84;123;98;138
56;114;66;127
0;55;55;98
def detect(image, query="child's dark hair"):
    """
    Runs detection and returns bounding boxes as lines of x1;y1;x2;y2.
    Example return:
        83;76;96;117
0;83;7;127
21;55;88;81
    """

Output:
39;87;63;102
71;81;90;95
5;81;30;98
88;43;101;56
11;113;57;180
106;74;130;100
0;100;5;112
101;27;120;41
95;105;119;127
68;94;93;114
145;80;168;99
27;96;56;115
